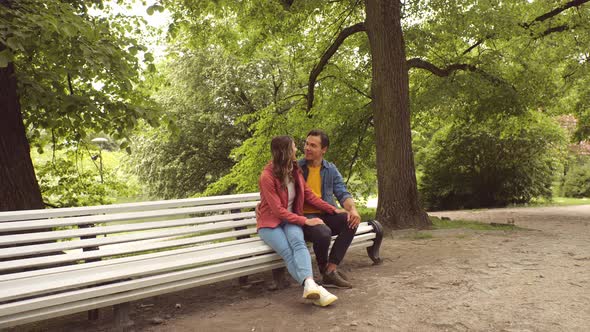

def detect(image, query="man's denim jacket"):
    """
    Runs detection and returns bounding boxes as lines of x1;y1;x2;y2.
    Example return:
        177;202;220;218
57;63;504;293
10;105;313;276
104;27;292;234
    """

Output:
298;158;352;208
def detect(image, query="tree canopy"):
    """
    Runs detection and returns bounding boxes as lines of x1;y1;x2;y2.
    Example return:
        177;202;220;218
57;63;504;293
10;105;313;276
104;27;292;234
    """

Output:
2;0;589;224
1;0;159;148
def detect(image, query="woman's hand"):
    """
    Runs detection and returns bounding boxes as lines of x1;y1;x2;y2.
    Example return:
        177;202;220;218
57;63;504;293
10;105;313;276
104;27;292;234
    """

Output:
305;218;325;226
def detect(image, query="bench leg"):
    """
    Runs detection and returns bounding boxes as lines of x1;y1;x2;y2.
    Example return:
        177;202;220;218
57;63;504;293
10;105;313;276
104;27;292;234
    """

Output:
233;218;252;286
113;302;133;328
88;309;99;320
238;275;249;286
269;267;290;290
367;220;384;265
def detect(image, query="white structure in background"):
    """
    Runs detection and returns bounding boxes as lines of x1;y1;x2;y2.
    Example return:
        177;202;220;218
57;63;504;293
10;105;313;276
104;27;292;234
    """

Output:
367;197;378;208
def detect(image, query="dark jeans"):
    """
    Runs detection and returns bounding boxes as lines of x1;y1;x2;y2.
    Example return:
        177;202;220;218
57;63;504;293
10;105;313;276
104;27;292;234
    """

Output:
303;212;356;268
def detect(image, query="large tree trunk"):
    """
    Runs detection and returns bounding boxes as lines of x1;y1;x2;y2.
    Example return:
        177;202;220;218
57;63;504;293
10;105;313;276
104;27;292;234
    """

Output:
0;40;44;212
365;0;431;229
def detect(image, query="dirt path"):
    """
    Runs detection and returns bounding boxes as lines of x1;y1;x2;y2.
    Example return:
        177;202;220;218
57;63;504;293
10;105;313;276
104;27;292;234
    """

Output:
18;205;590;331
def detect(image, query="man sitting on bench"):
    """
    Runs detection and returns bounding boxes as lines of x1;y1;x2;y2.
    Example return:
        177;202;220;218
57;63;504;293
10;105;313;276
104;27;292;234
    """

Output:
299;129;362;289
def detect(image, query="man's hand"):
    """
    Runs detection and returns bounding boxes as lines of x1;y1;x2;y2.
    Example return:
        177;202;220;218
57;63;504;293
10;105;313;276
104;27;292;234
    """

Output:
305;218;325;226
347;208;361;229
334;208;348;217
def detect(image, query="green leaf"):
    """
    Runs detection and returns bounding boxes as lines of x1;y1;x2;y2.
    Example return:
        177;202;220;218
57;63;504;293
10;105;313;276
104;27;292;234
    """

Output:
144;52;154;62
5;37;24;51
61;24;77;37
0;49;13;67
146;6;155;15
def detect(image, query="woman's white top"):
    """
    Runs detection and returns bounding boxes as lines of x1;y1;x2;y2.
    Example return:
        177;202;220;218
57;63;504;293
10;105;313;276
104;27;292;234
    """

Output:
286;178;295;212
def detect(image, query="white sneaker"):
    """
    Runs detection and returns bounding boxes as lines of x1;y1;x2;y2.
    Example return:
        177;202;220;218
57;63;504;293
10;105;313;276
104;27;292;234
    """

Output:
312;286;338;307
302;278;320;300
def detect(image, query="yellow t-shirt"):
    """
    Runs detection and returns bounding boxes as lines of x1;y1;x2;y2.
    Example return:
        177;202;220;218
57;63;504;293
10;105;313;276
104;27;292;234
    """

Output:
303;165;322;214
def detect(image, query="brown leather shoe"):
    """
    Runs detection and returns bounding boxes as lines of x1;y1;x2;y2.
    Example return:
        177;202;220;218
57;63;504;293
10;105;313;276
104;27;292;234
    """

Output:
336;269;349;281
319;265;350;282
322;270;352;288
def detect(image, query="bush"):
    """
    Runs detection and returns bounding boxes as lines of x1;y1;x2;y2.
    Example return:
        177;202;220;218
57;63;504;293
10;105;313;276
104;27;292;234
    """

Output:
36;151;138;207
562;157;590;198
418;111;566;210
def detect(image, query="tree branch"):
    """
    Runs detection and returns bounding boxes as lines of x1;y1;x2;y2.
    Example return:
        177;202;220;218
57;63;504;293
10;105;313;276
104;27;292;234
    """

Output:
340;78;371;99
523;0;589;28
407;58;477;76
539;24;571;37
461;35;494;55
346;112;372;185
306;22;366;113
462;1;588;55
235;89;256;113
280;0;294;10
407;58;514;89
67;73;74;95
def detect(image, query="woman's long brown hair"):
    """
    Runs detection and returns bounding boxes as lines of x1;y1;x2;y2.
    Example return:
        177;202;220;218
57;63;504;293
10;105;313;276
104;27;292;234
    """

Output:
270;136;296;189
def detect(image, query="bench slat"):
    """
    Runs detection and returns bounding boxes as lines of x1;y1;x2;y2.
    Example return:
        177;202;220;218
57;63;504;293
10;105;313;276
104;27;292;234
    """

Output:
0;211;255;246
0;193;260;222
0;232;376;302
0;253;284;317
0;217;257;259
0;260;285;328
0;201;258;232
0;228;258;272
0;223;372;275
0;223;375;271
0;238;375;328
0;240;274;302
0;234;264;283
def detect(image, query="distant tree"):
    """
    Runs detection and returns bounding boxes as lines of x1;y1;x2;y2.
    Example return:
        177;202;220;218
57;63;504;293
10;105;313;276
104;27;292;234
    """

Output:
159;0;589;228
0;0;159;211
129;50;265;198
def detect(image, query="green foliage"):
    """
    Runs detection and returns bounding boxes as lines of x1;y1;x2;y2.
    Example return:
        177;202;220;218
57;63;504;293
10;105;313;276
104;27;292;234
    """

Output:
35;148;139;207
357;206;377;221
514;196;590;207
418;111;567;210
562;156;590;198
123;0;590;210
128;49;270;198
148;1;376;198
0;0;160;149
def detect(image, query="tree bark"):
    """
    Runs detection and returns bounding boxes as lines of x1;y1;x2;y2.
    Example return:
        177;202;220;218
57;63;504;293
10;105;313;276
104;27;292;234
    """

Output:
364;0;430;229
0;26;44;212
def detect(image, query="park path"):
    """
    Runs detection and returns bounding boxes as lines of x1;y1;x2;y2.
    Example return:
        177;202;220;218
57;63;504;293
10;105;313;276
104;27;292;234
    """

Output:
17;205;590;332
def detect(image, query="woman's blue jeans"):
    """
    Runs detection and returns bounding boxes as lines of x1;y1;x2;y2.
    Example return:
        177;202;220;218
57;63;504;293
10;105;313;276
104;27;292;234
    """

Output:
258;222;313;285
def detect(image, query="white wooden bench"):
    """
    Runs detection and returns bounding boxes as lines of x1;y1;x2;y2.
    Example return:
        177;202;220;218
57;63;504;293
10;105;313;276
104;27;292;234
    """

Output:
0;193;383;329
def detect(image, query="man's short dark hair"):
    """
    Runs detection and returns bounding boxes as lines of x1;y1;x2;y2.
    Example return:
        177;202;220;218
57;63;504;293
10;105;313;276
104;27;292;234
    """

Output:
307;129;329;148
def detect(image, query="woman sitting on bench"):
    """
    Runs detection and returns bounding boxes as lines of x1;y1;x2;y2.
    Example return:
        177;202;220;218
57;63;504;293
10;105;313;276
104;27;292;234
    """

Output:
256;135;340;307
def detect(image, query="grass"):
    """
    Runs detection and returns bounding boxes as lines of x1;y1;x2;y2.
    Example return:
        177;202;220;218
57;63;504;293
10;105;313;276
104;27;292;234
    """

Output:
359;207;519;230
510;196;590;207
410;232;434;240
358;206;523;242
399;217;520;241
431;217;520;231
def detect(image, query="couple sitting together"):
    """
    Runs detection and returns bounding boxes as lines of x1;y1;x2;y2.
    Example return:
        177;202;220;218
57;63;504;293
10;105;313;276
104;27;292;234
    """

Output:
256;130;362;307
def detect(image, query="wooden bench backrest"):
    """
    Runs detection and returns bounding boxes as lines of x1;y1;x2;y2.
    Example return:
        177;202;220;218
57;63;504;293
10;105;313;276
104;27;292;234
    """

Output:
0;193;261;274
